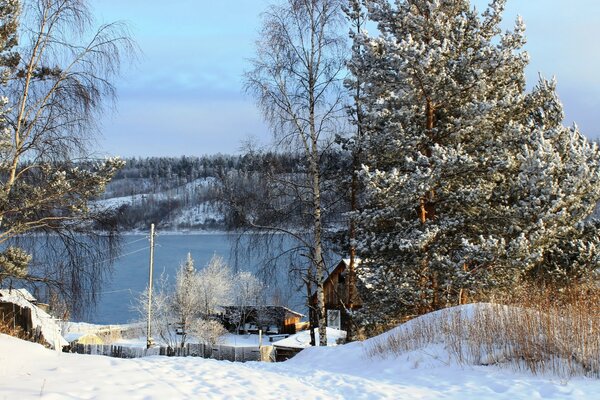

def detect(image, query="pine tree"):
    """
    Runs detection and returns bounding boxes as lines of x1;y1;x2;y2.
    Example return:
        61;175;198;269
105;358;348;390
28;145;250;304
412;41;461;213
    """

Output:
351;0;600;327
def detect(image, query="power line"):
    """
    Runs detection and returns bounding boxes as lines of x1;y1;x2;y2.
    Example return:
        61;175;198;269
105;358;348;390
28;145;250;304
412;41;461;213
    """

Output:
86;246;151;268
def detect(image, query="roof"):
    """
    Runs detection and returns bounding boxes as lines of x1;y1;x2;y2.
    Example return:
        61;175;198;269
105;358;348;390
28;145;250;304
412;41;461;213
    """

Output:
221;304;305;318
310;257;364;300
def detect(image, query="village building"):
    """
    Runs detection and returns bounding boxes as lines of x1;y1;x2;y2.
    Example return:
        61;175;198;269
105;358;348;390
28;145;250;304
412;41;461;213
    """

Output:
220;305;305;335
0;288;68;350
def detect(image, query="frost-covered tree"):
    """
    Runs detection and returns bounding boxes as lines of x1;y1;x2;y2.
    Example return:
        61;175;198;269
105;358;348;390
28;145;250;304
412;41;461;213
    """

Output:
134;273;176;348
171;253;202;346
351;0;600;326
136;254;234;348
230;271;265;333
196;254;233;317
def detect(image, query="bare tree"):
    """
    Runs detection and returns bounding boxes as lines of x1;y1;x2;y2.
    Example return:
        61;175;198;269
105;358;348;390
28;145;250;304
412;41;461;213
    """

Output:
0;0;136;317
244;0;346;346
134;273;176;348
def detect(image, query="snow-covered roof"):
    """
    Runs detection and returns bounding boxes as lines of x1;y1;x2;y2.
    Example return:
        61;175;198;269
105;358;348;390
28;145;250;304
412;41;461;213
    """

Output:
221;304;305;318
0;289;68;349
0;288;36;302
274;327;346;349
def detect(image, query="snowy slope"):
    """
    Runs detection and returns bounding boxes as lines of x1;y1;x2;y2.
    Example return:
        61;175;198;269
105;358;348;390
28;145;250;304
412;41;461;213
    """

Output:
2;307;600;400
93;177;224;230
95;177;217;209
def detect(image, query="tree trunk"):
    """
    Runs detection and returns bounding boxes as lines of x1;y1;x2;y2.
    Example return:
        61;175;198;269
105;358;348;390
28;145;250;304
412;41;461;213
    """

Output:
305;276;316;347
310;142;327;347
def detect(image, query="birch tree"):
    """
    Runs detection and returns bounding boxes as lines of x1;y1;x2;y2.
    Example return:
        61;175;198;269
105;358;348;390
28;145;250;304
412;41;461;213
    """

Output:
245;0;345;346
0;0;135;316
230;271;264;333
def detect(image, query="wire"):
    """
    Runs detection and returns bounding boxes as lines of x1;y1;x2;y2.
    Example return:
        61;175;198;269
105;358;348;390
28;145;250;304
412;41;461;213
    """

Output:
74;245;151;271
96;288;135;295
122;236;151;246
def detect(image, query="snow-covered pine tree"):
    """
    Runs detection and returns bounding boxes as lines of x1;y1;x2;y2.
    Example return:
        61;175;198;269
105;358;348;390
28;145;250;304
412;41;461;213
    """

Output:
351;0;600;327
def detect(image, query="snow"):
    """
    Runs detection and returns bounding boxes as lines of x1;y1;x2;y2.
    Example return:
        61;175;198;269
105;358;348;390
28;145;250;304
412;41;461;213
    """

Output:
60;321;140;336
3;304;600;399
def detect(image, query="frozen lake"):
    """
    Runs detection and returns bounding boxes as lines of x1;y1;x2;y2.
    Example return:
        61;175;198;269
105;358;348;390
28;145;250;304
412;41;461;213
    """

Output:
89;233;305;324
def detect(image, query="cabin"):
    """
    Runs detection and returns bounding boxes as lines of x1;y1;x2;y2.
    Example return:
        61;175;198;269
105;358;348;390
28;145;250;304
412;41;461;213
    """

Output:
0;288;68;350
220;305;304;335
310;258;362;332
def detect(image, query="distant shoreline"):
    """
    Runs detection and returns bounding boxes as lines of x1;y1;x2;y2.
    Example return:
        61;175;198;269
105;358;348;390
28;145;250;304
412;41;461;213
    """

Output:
120;229;231;236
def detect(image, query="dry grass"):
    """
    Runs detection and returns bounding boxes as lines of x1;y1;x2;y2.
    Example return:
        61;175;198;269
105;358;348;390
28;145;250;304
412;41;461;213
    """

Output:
0;319;28;340
366;286;600;378
0;317;43;344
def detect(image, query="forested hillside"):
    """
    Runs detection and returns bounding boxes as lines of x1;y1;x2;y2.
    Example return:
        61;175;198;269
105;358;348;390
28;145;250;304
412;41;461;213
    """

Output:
98;153;344;231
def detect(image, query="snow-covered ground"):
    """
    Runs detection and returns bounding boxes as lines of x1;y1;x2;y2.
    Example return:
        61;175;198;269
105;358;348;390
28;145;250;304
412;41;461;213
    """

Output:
3;310;600;399
2;332;598;399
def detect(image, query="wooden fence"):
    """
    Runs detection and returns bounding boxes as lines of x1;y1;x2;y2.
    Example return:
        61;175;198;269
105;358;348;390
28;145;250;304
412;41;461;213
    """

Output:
68;343;269;362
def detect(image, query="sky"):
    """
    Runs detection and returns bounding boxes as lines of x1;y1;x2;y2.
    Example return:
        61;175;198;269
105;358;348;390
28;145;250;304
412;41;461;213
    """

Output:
92;0;600;157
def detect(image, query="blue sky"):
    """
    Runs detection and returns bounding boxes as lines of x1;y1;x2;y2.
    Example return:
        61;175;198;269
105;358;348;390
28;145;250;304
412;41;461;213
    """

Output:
92;0;600;157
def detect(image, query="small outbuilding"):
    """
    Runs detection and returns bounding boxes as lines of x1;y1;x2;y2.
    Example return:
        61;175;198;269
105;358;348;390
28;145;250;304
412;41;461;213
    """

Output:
0;288;68;350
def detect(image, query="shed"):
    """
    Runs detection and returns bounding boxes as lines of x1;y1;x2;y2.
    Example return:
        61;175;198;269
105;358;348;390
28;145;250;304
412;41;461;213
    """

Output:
0;288;68;350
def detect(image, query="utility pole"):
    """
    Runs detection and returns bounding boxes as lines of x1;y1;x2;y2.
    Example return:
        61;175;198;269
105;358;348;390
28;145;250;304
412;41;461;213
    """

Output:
146;223;156;349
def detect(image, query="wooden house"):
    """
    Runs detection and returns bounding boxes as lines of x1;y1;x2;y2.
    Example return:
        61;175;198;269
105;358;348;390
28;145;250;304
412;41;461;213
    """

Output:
310;258;362;332
220;305;304;335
